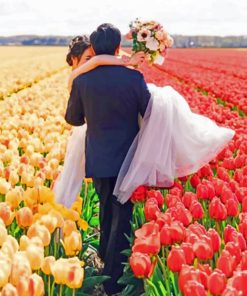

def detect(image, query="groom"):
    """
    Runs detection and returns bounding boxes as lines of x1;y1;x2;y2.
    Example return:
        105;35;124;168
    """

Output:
65;23;150;295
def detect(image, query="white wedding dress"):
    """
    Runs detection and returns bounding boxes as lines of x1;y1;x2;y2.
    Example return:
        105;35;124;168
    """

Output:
53;84;235;207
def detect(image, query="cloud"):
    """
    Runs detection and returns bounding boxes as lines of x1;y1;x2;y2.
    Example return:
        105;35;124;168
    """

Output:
0;0;246;36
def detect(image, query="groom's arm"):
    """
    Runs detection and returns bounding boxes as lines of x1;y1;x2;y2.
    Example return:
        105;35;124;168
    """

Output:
138;74;151;117
65;79;85;126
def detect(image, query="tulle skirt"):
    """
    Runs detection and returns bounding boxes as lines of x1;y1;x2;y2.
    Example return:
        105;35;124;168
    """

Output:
53;84;235;206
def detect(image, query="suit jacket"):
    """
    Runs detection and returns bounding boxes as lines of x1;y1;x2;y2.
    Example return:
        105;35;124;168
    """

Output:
65;65;151;178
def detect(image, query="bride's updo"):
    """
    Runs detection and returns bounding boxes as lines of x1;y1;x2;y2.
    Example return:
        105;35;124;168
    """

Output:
66;35;91;66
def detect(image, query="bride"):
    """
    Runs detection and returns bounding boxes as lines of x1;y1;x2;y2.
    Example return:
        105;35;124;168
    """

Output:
53;35;235;207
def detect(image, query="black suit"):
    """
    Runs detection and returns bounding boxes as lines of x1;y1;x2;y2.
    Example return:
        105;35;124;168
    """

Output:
65;65;150;294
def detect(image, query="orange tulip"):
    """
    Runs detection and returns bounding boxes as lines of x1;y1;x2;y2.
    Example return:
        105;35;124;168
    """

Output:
16;207;33;228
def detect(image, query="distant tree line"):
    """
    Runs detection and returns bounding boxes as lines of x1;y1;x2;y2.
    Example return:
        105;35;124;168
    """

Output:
0;35;246;48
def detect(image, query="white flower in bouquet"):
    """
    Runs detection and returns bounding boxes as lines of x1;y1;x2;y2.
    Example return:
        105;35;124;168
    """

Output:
137;29;152;42
146;37;159;51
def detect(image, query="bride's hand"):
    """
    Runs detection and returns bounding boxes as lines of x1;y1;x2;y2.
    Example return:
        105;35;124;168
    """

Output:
122;52;146;67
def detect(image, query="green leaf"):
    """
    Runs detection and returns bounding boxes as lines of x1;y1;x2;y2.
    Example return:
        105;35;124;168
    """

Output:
81;275;110;292
89;217;99;227
121;248;131;257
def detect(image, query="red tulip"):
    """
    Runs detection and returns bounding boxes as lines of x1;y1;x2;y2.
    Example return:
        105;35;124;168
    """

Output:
183;280;206;296
209;197;227;221
193;238;214;261
144;198;160;221
238;220;247;240
239;250;247;270
208;269;227;296
208;228;221;253
234;169;243;183
222;158;235;170
202;179;215;200
225;242;241;264
146;190;164;207
135;221;159;239
228;180;238;193
234;154;246;168
180;242;195;265
190;174;200;188
225;198;239;217
179;265;207;293
165;193;181;208
188;222;207;237
132;233;160;255
211;177;225;196
169;221;186;243
222;286;239;296
217;250;237;277
224;225;236;243
228;271;247;295
197;184;209;200
160;225;172;246
235;187;247;203
241;195;247;212
167;247;186;272
190;200;204;219
169;187;182;197
131;185;147;203
182;192;197;209
217;167;230;182
220;186;234;203
129;252;152;278
197;263;212;276
172;203;192;226
155;212;172;230
199;164;213;178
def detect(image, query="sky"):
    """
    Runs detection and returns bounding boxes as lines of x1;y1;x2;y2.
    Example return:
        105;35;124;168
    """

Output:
0;0;247;36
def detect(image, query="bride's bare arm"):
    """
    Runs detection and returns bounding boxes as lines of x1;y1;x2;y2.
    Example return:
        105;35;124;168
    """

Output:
68;52;145;92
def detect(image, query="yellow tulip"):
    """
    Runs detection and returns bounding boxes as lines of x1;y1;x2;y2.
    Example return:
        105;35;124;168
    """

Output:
66;265;84;289
77;218;88;232
26;245;44;270
27;223;51;247
41;256;56;275
10;252;32;286
64;230;82;256
5;187;23;209
63;220;77;236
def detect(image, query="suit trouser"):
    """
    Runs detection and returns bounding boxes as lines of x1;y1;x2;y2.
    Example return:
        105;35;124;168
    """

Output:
93;177;133;295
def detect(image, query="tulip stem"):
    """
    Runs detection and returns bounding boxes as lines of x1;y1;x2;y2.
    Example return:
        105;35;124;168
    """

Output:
72;289;75;296
146;279;160;296
48;276;51;296
59;285;63;296
157;249;170;296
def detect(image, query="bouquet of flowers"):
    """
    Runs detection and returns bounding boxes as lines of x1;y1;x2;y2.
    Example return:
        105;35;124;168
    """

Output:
127;19;173;65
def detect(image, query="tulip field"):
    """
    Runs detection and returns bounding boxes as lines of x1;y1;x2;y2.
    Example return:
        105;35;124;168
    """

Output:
0;46;246;296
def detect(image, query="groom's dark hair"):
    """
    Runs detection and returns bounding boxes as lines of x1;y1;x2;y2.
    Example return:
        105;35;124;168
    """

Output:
90;23;121;55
